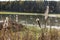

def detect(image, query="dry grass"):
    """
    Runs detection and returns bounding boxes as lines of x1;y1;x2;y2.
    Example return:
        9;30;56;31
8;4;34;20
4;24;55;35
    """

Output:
0;26;60;40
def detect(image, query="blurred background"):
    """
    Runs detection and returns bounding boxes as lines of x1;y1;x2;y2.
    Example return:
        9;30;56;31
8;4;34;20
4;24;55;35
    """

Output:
0;1;60;13
0;1;60;28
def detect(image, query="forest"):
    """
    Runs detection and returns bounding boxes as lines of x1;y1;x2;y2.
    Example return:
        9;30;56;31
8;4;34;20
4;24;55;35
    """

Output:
0;1;58;13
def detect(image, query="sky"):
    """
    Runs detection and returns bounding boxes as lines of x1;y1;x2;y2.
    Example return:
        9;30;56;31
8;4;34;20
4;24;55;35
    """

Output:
0;0;60;1
45;0;60;1
0;0;19;1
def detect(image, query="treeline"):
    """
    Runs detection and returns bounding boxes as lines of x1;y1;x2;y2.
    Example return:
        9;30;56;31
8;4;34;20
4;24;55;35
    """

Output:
0;1;58;13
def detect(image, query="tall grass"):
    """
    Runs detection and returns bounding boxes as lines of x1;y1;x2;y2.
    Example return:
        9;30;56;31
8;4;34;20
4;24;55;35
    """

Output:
0;26;59;40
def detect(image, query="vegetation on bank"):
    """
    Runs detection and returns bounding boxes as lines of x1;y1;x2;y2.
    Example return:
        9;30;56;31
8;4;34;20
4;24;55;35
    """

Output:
0;26;59;40
0;1;58;13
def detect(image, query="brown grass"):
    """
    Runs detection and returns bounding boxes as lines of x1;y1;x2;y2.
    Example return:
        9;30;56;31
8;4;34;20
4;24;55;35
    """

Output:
0;26;60;40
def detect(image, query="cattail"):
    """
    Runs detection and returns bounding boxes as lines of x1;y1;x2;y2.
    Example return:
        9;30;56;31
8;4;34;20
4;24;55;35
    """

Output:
16;15;18;23
36;18;41;28
3;17;9;29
